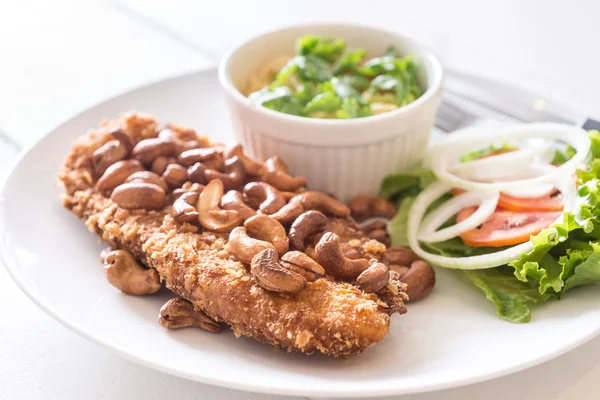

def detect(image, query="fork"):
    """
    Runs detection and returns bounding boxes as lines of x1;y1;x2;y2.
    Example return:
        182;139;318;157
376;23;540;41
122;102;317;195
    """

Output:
436;90;524;133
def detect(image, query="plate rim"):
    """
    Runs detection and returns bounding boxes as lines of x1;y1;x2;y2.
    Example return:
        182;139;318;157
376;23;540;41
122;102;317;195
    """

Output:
1;66;599;398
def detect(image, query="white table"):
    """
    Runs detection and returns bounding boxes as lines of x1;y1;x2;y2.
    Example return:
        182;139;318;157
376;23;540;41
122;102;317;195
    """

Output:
1;1;599;399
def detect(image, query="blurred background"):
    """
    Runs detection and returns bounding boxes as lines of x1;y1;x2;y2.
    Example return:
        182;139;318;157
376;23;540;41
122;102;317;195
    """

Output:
1;1;599;399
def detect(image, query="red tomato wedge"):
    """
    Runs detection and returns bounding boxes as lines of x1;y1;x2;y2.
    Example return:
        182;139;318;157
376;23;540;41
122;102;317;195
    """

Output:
456;207;561;247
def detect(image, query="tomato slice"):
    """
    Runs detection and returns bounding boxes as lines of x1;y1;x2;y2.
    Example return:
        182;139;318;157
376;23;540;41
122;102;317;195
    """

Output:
451;189;564;212
497;192;563;212
456;207;561;247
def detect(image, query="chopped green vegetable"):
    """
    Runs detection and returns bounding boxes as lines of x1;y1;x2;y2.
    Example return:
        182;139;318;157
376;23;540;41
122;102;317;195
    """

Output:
551;144;577;164
336;97;372;119
303;92;342;115
248;35;422;119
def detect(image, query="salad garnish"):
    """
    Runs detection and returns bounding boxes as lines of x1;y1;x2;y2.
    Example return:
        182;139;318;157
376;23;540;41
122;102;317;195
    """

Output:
380;124;600;323
246;35;422;119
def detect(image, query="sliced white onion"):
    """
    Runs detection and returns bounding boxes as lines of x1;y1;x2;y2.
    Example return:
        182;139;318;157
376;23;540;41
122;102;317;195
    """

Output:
418;190;499;243
448;140;554;178
502;183;556;199
453;162;556;185
407;178;577;270
429;123;590;192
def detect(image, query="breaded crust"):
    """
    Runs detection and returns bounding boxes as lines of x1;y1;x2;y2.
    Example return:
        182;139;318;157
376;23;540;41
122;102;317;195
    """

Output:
58;112;407;357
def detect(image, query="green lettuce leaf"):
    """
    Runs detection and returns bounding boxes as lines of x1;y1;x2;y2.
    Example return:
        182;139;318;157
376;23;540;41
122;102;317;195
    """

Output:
563;242;600;291
462;268;553;323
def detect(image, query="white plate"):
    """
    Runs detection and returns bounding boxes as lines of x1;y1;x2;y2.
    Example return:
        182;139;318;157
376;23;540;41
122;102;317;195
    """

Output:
1;68;599;398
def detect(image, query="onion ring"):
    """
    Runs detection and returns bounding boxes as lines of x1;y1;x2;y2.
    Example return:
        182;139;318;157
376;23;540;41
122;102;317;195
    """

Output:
429;123;590;192
418;190;499;243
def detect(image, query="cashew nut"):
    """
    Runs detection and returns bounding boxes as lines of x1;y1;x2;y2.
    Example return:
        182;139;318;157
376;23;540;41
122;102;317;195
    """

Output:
103;249;161;295
400;260;436;302
171;192;199;223
226;226;275;264
162;164;188;189
204;156;246;191
243;182;286;215
356;262;390;293
314;232;369;280
244;214;289;255
288;210;327;251
158;298;221;332
109;127;134;154
268;202;304;224
125;170;168;192
93;140;128;176
132;137;177;166
290;191;350;217
95;159;144;193
348;195;398;221
111;182;166;210
151;156;177;176
281;251;326;282
221;190;256;220
385;246;420;267
177;147;222;167
187;162;207;184
173;182;205;200
264;156;307;191
251;248;307;294
197;179;242;233
225;144;265;177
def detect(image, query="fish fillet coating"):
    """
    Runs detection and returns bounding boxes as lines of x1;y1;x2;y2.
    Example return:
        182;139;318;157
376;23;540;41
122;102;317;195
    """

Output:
58;112;408;357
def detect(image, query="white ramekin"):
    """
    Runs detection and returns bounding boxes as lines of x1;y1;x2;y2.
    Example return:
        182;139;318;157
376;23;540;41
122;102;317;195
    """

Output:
219;23;443;202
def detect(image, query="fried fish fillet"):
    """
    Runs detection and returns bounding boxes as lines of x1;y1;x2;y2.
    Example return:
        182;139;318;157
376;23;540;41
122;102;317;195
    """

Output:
58;112;407;357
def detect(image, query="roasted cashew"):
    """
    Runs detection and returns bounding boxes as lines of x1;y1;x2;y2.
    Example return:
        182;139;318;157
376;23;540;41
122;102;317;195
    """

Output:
95;159;144;193
109;127;134;154
251;248;307;294
384;246;420;267
197;179;242;233
151;156;177;176
171;192;199;223
204;156;246;191
290;191;350;217
111;182;166;210
288;210;327;251
348;195;398;221
356;262;390;293
244;214;289;255
187;162;207;184
226;226;275;264
132;137;177;166
162;164;188;189
400;260;436;302
264;156;307;191
173;182;205;200
280;251;325;282
158;298;221;332
103;249;161;295
125;170;168;192
93;140;128;176
220;190;256;220
225;144;265;177
268;202;304;224
177;147;222;167
243;182;286;215
314;232;369;280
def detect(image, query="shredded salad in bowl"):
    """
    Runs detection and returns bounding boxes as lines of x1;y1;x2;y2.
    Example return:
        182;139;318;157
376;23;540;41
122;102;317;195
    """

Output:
245;35;423;119
380;123;600;323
